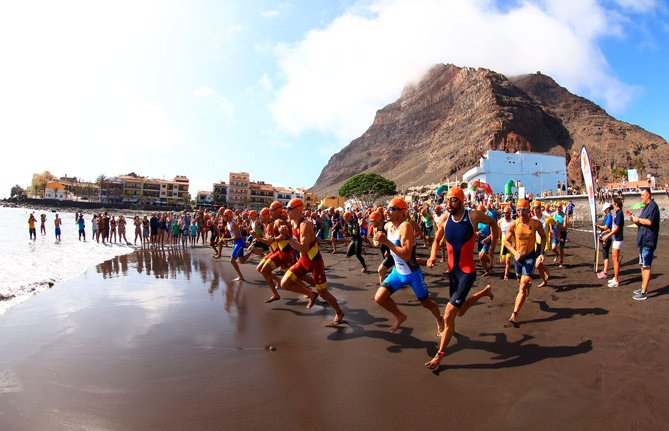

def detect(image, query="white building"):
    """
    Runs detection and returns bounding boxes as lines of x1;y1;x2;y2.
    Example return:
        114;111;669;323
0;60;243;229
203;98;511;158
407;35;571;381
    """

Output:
463;150;567;196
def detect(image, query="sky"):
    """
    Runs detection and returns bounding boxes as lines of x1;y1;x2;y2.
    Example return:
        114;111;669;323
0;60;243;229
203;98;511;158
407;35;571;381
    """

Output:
1;0;668;199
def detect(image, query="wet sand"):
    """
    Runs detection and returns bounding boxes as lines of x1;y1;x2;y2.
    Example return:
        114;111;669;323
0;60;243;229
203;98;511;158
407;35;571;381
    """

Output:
1;227;668;430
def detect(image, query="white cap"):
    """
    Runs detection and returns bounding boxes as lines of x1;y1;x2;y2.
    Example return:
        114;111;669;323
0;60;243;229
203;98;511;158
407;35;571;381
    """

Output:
602;203;612;212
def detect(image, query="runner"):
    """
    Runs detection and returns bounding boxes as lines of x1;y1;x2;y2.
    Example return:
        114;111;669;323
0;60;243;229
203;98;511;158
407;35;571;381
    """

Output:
498;206;513;280
368;210;393;285
373;197;444;336
343;211;367;272
420;207;434;248
433;205;447;262
553;203;568;267
281;198;345;325
424;187;498;370
503;198;547;325
255;202;295;303
222;209;245;281
532;201;552;287
330;209;343;254
476;204;493;276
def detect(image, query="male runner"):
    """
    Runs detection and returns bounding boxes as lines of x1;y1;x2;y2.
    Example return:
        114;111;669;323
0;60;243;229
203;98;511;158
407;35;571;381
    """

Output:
532;201;551;287
498;206;513;280
373;197;444;336
551;202;567;267
343;211;367;272
504;198;547;325
424;187;498;369
281;198;344;325
223;209;246;281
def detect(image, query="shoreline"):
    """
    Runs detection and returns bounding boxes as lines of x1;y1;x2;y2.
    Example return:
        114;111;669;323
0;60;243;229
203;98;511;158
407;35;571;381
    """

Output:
0;228;668;429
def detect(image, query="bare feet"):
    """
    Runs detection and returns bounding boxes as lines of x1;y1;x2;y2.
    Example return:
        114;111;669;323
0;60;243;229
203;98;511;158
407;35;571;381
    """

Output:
389;313;407;333
425;352;444;370
361;266;367;273
306;291;318;309
436;316;445;337
232;276;244;281
482;270;490;277
264;295;280;303
508;311;518;324
538;277;549;288
330;311;345;326
482;284;493;300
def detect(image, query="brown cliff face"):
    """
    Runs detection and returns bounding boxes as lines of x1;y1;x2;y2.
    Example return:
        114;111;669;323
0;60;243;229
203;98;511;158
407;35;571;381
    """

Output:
310;64;669;198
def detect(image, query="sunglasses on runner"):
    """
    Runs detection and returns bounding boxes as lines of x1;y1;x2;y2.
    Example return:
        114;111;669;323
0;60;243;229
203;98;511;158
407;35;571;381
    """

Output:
285;206;300;211
518;207;530;212
387;207;402;212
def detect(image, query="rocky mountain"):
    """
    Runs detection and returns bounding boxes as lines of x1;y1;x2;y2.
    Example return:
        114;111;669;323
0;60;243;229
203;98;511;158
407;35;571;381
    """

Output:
310;64;669;198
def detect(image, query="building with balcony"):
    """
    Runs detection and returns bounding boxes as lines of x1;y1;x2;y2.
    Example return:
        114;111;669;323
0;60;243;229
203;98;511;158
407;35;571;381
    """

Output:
249;181;274;209
212;182;228;206
228;172;250;208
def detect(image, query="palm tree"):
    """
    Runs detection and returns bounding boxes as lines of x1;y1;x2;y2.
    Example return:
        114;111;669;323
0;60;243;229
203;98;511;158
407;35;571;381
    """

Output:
96;174;107;202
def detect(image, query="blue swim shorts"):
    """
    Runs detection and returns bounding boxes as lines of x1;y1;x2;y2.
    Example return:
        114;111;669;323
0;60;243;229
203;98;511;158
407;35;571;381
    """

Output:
381;267;429;301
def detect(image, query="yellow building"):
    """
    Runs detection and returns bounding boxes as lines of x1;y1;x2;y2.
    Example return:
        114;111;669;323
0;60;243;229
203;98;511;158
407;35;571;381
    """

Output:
228;172;250;208
30;171;56;197
319;196;346;209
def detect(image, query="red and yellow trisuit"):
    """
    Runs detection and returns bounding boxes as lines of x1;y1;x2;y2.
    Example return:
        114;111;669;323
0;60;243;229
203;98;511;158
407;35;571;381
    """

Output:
285;218;327;291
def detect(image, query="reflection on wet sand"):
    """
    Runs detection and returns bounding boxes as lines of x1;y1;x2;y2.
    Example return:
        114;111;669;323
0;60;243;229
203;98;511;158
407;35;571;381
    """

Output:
97;249;194;280
95;248;248;332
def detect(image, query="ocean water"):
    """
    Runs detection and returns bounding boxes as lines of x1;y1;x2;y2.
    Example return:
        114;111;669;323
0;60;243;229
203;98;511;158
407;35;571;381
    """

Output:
0;206;136;314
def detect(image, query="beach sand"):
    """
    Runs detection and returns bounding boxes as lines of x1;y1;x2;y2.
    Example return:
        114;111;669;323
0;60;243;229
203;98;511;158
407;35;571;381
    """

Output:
0;227;668;430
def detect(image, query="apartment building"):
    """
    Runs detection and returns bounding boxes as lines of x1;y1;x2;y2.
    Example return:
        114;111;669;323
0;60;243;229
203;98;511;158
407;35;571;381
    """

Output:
249;181;274;209
213;181;228;205
228;172;250;208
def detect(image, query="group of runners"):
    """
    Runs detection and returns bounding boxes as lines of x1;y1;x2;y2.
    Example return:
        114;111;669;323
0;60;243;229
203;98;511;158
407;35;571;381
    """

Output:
196;187;580;368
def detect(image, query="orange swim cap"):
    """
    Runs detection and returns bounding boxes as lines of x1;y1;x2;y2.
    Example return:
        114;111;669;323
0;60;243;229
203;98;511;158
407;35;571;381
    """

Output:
343;211;351;219
235;209;240;215
544;204;551;210
260;208;270;216
388;197;408;210
503;206;511;213
446;187;465;202
249;210;257;218
224;209;233;217
420;208;427;215
288;198;304;210
270;201;283;210
557;202;563;207
532;201;541;209
517;198;530;209
369;211;383;221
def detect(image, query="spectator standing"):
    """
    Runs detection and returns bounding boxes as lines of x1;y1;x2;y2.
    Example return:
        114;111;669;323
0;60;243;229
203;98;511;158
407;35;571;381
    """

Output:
629;188;660;300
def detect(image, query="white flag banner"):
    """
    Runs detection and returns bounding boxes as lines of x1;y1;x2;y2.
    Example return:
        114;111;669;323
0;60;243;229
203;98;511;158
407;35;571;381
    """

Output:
580;146;597;250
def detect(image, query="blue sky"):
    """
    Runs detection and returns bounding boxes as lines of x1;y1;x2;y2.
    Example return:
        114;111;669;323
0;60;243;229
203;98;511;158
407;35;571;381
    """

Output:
1;0;668;199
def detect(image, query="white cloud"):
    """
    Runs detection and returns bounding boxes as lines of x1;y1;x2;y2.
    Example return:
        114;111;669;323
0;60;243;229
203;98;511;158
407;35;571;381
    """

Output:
270;0;655;146
613;0;658;13
261;9;279;18
258;73;274;93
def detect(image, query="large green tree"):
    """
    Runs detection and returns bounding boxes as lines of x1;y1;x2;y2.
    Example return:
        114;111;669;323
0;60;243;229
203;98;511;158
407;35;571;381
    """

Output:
338;173;397;208
10;184;25;197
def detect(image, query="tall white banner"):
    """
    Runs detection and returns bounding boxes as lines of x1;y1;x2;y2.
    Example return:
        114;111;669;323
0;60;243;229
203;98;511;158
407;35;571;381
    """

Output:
580;146;597;251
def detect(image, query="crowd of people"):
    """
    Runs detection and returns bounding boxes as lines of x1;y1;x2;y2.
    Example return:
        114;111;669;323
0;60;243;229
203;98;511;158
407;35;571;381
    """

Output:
27;185;661;368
